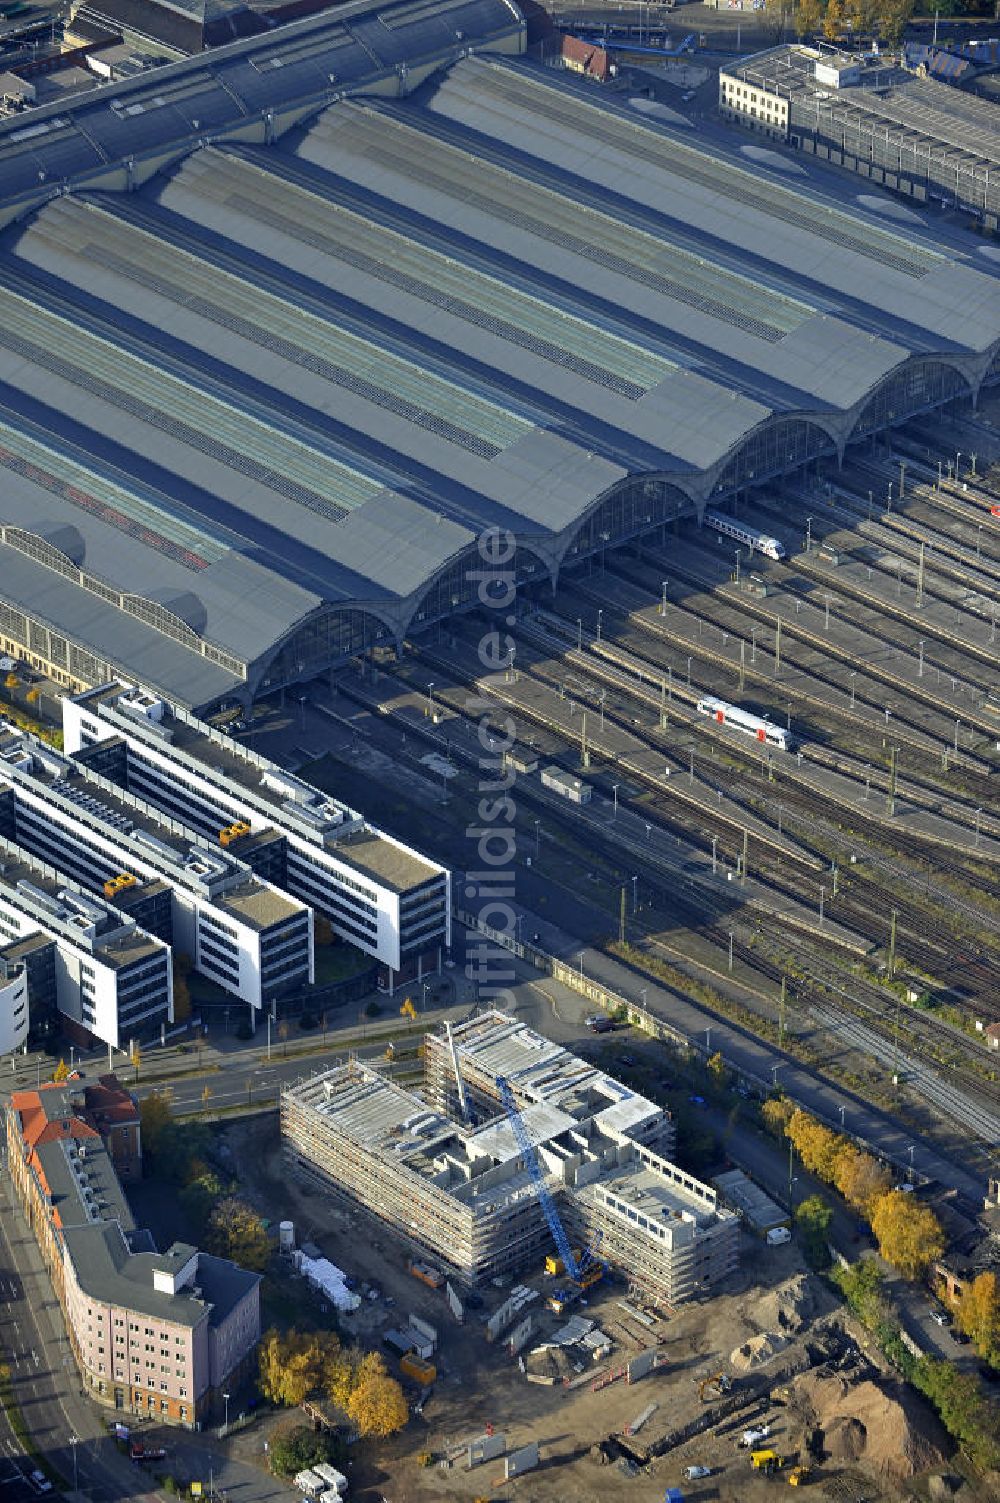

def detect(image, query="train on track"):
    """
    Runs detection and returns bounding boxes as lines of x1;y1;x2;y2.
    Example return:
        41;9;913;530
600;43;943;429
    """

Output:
696;695;793;752
704;509;786;560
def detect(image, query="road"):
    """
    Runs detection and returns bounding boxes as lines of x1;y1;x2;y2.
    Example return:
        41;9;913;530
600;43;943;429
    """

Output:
0;1156;163;1503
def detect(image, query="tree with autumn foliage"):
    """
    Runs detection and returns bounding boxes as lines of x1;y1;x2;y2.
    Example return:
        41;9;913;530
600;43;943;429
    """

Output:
954;1272;1000;1368
870;1190;945;1279
831;1144;892;1218
761;1096;795;1139
793;0;824;36
346;1352;408;1439
259;1328;334;1407
205;1196;270;1271
822;0;846;37
786;1109;841;1180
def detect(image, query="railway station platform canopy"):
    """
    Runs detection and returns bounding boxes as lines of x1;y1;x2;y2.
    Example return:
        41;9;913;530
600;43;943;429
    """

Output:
0;0;998;710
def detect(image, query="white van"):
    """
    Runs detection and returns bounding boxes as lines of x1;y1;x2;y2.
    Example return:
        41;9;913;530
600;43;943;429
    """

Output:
766;1226;791;1246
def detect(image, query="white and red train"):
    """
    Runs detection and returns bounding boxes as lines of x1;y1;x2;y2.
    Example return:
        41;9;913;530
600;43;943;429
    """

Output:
704;509;786;560
696;695;793;752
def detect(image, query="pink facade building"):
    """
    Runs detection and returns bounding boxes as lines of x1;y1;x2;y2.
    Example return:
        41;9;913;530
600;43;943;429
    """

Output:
6;1079;260;1426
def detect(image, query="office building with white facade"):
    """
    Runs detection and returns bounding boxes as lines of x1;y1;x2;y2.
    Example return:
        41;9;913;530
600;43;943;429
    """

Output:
0;838;172;1049
64;684;450;990
0;718;312;1042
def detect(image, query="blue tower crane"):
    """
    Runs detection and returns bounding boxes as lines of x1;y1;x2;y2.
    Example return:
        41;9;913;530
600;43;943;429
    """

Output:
496;1075;603;1289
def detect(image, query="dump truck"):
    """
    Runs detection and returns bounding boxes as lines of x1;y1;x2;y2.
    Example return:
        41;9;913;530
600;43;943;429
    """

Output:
400;1352;437;1385
409;1260;444;1289
750;1450;783;1475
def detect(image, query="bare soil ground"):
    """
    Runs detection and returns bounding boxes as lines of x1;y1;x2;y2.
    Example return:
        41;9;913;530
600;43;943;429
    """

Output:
213;1117;961;1503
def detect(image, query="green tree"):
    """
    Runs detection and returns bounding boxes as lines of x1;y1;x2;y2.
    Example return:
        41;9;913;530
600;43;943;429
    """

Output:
795;1195;833;1270
152;1118;210;1183
835;1256;886;1323
911;1358;1000;1471
139;1089;174;1159
178;1169;225;1236
870;1191;945;1279
206;1196;270;1271
171;953;192;1024
267;1420;339;1476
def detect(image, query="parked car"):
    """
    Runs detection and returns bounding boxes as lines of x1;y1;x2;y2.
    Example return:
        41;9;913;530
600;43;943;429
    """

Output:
29;1474;52;1495
684;1464;711;1478
930;1310;950;1327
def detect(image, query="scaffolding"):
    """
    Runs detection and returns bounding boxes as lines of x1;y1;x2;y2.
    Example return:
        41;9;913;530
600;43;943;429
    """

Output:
281;1014;738;1303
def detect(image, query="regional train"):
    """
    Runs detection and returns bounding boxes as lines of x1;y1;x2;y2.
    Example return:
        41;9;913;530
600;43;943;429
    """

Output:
704;509;786;560
696;695;793;752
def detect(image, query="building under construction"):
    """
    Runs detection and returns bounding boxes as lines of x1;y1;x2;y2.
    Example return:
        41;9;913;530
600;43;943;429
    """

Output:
281;1013;739;1307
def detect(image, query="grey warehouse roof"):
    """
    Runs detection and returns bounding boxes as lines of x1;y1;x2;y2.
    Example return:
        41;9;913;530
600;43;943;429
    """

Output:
0;18;998;708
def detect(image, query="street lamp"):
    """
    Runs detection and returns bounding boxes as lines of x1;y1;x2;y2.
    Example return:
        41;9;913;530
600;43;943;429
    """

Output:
69;1436;78;1492
631;874;638;913
639;988;647;1010
426;682;435;717
223;1389;230;1431
577;617;583;650
611;784;619;821
596;609;603;642
660;579;668;617
578;951;585;983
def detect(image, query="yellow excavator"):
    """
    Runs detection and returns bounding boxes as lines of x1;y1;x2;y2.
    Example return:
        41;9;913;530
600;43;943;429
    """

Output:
697;1371;732;1401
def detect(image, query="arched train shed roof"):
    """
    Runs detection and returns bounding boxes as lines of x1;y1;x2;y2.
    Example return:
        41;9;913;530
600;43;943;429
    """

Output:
0;22;998;708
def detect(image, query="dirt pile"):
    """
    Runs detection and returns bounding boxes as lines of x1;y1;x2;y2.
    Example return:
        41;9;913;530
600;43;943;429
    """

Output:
730;1331;790;1372
790;1371;948;1482
750;1273;815;1335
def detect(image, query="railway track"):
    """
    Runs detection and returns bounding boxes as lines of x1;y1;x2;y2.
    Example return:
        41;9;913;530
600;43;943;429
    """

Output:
562;553;992;781
472;613;1000;1022
357;648;1000;1128
534;597;1000;850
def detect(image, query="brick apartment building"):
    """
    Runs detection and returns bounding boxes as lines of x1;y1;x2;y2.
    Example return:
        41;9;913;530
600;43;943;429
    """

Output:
5;1076;260;1426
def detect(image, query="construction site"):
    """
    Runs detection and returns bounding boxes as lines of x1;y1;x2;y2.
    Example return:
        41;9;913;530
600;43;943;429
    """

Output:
280;1013;740;1308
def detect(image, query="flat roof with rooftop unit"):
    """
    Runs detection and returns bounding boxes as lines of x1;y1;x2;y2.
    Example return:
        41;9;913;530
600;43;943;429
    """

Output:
282;1013;738;1305
0;718;312;1031
64;684;449;981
